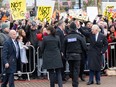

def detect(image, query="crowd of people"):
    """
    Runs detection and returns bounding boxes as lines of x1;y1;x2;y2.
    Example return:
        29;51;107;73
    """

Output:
0;7;116;87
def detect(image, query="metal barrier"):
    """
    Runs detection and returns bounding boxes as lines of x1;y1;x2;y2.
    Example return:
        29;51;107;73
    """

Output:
36;47;49;80
84;43;106;72
0;45;35;81
0;42;116;80
36;43;107;75
106;42;116;69
0;46;3;75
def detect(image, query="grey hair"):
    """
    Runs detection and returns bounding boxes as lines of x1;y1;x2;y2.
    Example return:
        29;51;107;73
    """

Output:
57;20;64;26
92;24;101;32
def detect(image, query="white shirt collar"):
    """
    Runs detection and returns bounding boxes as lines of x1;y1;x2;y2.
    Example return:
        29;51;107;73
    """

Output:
95;32;99;41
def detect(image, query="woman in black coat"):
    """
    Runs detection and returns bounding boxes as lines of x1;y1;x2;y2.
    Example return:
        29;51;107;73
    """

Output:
41;25;63;87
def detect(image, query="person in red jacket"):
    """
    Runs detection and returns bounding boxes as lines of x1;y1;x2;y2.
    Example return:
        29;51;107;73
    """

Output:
36;27;48;41
36;27;48;79
107;25;116;67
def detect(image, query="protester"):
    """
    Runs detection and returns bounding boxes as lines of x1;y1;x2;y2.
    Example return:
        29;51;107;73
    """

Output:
0;23;10;45
36;27;48;79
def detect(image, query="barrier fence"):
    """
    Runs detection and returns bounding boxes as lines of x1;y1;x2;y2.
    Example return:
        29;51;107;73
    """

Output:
0;42;116;81
106;42;116;69
84;43;106;71
0;45;35;81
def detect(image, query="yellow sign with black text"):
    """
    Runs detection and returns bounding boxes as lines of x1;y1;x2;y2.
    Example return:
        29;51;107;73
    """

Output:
10;0;26;20
37;6;52;23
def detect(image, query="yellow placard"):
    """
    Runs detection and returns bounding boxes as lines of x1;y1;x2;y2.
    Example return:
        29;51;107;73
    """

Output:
103;6;114;20
37;6;52;23
10;0;26;20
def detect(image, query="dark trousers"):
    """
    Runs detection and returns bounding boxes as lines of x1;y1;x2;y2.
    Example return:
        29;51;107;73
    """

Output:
79;61;85;78
61;58;66;80
1;73;15;87
68;60;80;87
89;70;101;83
48;68;63;87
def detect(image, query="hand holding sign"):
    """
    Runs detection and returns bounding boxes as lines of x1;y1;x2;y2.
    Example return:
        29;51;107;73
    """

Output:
10;0;26;20
37;6;52;23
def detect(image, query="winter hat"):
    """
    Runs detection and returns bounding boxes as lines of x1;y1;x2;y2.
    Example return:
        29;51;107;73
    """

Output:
31;21;37;27
1;23;8;29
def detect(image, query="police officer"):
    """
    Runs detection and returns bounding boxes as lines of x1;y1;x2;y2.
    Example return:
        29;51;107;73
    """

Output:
63;22;87;87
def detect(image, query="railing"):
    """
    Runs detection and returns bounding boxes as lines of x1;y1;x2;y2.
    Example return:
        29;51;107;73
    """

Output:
0;45;35;81
106;42;116;69
36;47;49;80
0;42;116;81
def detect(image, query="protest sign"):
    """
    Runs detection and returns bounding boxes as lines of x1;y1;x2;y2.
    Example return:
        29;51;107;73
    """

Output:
37;6;52;23
103;6;114;20
87;7;98;22
37;0;55;23
102;2;116;20
75;9;88;21
10;0;26;20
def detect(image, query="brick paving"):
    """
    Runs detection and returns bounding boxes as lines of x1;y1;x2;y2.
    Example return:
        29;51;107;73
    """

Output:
0;76;116;87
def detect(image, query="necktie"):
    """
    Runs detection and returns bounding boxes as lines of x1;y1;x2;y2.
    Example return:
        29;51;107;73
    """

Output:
14;41;19;58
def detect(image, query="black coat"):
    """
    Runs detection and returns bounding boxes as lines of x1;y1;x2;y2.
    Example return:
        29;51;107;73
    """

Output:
79;28;108;71
56;27;65;52
2;38;19;73
41;35;63;69
63;31;87;60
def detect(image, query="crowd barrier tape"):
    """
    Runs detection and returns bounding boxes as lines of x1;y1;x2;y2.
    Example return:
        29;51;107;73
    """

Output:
0;45;35;81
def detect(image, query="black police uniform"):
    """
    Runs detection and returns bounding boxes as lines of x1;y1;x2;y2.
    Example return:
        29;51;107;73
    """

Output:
63;30;87;87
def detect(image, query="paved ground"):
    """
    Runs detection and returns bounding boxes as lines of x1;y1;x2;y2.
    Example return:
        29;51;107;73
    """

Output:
0;76;116;87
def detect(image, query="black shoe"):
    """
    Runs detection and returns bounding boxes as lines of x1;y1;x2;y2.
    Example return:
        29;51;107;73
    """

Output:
87;81;94;85
96;81;101;85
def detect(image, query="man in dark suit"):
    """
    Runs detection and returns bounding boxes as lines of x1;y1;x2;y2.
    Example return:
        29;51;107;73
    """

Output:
78;24;108;85
1;30;20;87
56;20;67;81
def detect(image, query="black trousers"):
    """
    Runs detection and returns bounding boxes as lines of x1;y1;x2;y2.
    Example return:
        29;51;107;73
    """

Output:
1;73;15;87
48;68;63;87
68;60;80;87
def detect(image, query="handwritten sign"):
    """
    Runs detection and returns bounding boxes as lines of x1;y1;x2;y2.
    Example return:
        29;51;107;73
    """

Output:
103;6;114;20
37;6;52;23
10;0;26;20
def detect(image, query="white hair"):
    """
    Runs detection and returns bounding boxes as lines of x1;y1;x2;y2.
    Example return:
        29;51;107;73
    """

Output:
92;24;101;32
